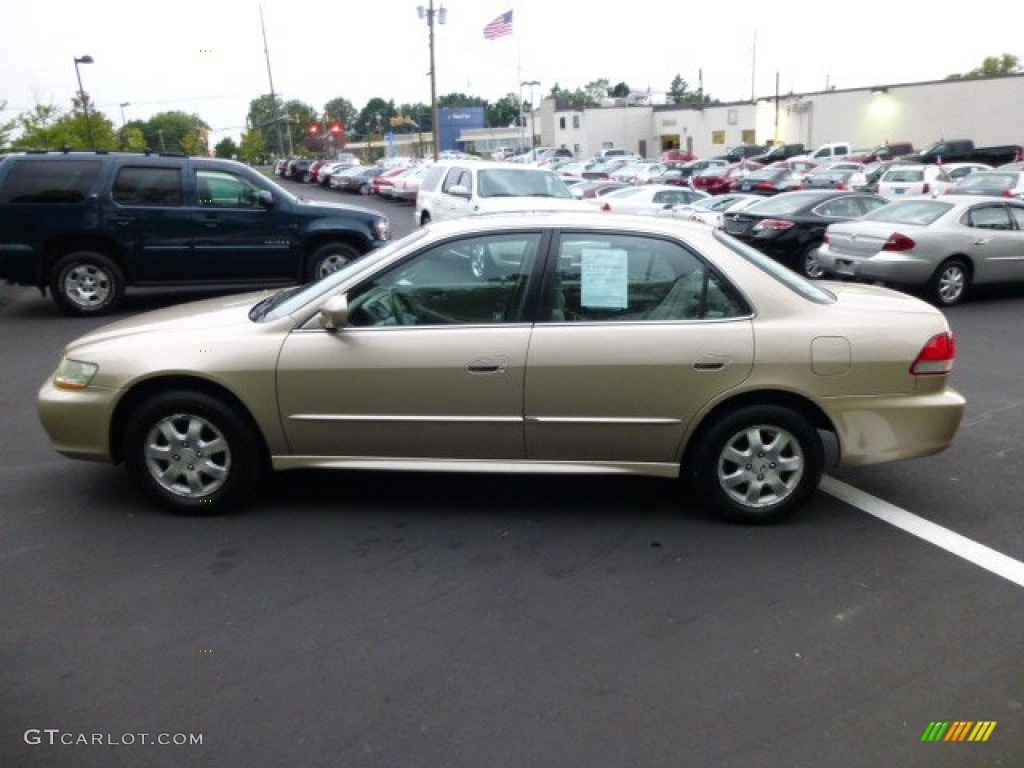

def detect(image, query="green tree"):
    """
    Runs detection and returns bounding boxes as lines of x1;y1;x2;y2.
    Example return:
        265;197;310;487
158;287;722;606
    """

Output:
123;126;147;151
214;136;239;158
486;93;521;128
583;79;611;104
609;82;631;98
145;111;209;153
353;97;396;140
668;75;690;104
964;53;1020;78
15;103;62;149
323;97;358;131
248;93;288;156
238;129;267;164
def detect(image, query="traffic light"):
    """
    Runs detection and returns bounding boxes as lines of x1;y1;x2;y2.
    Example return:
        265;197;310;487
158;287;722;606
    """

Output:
308;122;320;135
329;122;342;135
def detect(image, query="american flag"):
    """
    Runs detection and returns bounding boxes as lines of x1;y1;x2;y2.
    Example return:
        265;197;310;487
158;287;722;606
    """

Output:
483;10;513;39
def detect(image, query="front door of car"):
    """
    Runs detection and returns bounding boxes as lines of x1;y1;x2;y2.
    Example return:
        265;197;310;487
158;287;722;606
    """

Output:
190;168;295;281
437;166;476;220
524;232;755;467
276;231;546;460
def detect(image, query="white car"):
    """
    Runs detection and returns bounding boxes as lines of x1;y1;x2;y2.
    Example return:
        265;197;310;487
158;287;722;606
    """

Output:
877;164;953;199
668;193;761;228
414;161;587;225
588;185;709;215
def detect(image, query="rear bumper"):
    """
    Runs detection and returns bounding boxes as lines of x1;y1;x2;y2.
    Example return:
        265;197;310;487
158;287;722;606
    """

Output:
818;245;937;286
823;389;966;467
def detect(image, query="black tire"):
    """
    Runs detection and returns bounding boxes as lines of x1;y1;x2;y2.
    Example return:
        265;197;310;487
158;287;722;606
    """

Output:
800;243;825;279
307;242;360;282
49;251;125;316
928;258;969;307
123;390;264;515
689;404;823;524
359;183;371;195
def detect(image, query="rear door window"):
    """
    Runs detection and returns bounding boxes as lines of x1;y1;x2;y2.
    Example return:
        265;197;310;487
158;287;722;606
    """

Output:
112;166;184;206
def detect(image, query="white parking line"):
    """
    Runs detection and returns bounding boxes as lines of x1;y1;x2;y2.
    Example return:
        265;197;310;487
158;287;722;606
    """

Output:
821;476;1024;589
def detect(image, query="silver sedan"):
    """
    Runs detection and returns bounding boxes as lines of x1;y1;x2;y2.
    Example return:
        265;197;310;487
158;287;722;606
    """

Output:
817;195;1024;306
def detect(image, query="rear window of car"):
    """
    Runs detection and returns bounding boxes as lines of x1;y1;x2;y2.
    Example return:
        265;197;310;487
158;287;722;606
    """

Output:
0;158;103;204
883;168;924;182
745;191;823;215
476;169;572;199
862;200;953;225
112;166;184;206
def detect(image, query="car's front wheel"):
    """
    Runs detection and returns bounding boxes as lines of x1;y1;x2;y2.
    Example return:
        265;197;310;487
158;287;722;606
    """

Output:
50;250;125;315
690;405;823;524
307;242;360;282
801;243;825;279
123;390;264;515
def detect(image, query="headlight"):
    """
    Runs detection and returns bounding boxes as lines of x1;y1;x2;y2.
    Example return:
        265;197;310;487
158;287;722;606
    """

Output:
54;358;99;390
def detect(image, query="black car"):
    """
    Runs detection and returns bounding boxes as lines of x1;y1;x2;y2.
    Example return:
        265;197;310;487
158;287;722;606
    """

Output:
330;166;383;194
0;151;390;314
722;190;888;278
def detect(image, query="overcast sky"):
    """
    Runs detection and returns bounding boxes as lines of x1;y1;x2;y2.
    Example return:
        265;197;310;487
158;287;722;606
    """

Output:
2;0;1021;145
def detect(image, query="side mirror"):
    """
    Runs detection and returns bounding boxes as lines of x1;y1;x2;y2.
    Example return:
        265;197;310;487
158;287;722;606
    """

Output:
320;294;349;331
258;190;275;207
447;184;471;199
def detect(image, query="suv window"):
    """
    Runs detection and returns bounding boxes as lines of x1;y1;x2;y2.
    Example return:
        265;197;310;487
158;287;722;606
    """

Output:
112;166;184;206
0;159;102;204
551;233;745;322
441;167;473;195
196;169;264;208
476;168;573;199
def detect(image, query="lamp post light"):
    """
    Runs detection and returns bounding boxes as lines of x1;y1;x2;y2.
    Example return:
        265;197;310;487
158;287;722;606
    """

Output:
417;2;447;162
119;102;130;149
521;80;540;154
73;55;96;150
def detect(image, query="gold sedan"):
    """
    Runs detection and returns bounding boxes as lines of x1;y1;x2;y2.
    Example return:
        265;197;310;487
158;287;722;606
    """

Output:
38;212;965;524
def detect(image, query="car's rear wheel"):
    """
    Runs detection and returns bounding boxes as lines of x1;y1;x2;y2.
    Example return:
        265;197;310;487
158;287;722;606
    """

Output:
359;183;371;195
50;250;125;316
928;258;969;307
307;242;360;282
690;405;823;524
123;390;264;515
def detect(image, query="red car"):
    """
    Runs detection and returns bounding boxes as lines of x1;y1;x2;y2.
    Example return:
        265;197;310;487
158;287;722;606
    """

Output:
692;162;763;195
371;167;410;197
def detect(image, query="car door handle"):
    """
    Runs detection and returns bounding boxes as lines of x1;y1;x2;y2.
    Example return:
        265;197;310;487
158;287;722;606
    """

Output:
693;355;729;371
467;356;509;374
109;214;134;226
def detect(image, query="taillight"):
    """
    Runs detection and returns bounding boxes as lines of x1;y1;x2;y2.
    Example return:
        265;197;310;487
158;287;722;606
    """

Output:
754;219;795;231
910;332;956;375
601;202;612;212
882;233;915;251
1004;189;1014;198
921;182;931;195
756;182;775;191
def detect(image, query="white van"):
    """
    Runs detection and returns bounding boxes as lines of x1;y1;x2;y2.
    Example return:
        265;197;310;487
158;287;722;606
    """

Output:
414;161;587;225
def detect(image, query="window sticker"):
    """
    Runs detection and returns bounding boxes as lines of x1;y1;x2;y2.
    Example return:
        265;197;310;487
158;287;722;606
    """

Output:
581;248;628;309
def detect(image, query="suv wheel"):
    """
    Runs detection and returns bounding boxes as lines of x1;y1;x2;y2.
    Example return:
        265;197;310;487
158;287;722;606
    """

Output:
307;242;360;282
50;251;125;315
123;390;264;515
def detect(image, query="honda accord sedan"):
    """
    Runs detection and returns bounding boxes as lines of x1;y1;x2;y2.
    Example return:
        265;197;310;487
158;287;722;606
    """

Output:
38;212;965;524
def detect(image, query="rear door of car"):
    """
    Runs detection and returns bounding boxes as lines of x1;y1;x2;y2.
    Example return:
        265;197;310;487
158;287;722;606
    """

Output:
523;230;755;467
965;202;1024;283
106;162;193;281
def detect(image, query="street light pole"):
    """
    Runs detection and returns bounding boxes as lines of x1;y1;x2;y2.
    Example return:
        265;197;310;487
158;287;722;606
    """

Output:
418;2;447;162
521;80;540;154
73;55;96;150
119;102;130;149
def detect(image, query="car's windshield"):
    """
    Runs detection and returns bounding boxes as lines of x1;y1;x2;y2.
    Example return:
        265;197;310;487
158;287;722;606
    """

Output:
477;169;573;199
883;168;925;182
251;229;430;322
862;199;953;225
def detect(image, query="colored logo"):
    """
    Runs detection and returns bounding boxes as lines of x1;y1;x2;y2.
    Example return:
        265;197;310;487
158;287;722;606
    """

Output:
921;721;996;742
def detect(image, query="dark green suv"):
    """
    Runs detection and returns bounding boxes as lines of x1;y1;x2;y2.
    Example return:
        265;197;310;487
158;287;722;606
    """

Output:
0;151;390;314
